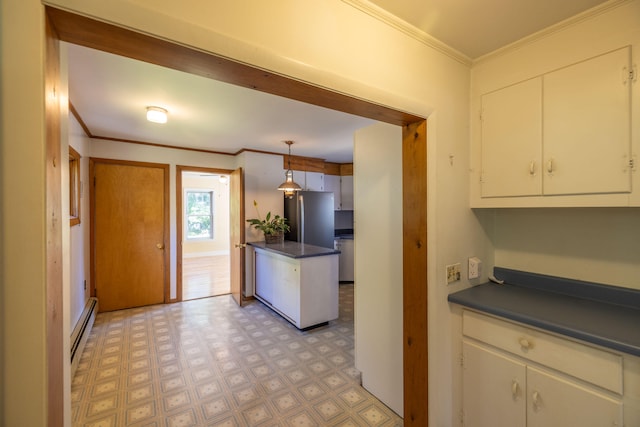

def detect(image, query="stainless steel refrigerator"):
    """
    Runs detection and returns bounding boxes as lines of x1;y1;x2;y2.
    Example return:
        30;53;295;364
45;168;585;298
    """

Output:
284;191;335;249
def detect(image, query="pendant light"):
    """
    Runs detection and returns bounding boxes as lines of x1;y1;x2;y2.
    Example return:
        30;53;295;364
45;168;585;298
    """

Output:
278;141;302;198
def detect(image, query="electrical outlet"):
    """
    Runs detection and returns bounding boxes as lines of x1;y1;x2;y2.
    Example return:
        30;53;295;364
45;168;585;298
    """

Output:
468;257;482;279
446;263;461;284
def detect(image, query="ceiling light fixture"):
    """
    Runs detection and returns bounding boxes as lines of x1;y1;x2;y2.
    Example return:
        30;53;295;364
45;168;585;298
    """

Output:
277;141;302;198
146;106;168;124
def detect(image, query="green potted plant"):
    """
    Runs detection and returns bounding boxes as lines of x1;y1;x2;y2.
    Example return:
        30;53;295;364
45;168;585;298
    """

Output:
246;200;290;244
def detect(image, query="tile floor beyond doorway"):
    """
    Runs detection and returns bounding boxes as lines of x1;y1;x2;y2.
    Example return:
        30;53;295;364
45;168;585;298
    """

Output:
71;284;403;426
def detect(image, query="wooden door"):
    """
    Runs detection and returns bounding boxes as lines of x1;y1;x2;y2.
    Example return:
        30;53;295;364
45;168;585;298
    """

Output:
229;167;245;306
92;159;169;312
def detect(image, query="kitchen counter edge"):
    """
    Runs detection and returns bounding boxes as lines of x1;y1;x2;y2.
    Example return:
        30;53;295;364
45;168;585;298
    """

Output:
448;267;640;357
248;241;340;259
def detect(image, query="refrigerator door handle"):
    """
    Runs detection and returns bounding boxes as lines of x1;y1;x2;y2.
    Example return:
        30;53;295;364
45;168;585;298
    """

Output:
299;194;305;244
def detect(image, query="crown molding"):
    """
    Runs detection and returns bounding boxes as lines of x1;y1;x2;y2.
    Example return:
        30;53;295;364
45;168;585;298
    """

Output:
341;0;472;66
473;0;631;64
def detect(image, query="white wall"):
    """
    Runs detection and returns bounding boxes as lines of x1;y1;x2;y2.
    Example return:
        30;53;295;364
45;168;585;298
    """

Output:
68;117;92;329
471;0;640;290
239;151;287;245
354;122;403;415
5;1;491;425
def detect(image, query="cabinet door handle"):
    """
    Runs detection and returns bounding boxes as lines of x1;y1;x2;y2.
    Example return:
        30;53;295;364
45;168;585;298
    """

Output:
519;338;533;350
546;158;554;174
511;380;520;400
529;160;536;176
532;390;541;409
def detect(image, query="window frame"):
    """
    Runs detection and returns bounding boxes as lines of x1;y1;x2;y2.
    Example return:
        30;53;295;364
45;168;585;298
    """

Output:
184;189;215;241
69;146;81;226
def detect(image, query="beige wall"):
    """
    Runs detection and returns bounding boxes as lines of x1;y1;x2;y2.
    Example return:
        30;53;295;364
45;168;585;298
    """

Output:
1;2;48;425
493;208;640;288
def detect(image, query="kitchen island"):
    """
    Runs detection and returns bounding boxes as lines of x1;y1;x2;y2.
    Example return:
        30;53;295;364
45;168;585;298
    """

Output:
248;241;340;330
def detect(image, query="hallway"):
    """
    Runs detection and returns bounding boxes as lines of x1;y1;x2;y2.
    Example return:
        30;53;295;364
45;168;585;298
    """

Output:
71;284;403;426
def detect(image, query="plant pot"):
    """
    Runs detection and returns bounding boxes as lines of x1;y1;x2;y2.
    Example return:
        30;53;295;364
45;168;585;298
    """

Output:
264;232;284;244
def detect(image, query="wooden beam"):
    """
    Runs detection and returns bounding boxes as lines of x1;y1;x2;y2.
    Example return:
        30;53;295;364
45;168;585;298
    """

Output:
340;164;354;176
324;162;342;176
402;120;428;425
283;155;326;173
46;7;423;127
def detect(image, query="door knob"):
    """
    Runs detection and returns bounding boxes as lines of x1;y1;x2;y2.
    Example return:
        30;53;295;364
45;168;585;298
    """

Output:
156;243;165;249
235;243;247;249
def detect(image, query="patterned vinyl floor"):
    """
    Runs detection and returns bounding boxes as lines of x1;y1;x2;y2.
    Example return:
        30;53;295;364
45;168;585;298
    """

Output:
71;284;404;426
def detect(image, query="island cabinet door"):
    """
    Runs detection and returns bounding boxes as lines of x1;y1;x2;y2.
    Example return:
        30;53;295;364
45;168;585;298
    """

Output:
254;252;275;304
272;257;301;324
462;340;527;427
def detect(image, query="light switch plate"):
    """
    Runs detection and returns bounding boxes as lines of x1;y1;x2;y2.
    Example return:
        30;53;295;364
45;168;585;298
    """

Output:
446;263;461;284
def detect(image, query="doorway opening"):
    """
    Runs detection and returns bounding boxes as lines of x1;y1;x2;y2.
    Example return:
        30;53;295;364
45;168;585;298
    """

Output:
177;167;234;301
47;7;427;424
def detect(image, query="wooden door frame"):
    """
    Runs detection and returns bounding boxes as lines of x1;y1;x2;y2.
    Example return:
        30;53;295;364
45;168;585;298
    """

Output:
45;12;64;426
89;158;171;304
176;165;234;302
229;167;246;307
47;7;429;425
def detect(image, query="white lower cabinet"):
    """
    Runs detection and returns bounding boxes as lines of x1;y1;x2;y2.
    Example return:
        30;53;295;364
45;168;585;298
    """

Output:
462;310;623;427
462;341;526;427
526;366;622;427
334;238;354;282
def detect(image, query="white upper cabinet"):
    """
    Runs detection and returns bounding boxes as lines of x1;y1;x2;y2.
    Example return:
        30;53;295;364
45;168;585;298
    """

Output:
324;174;341;210
340;175;354;210
474;46;634;207
481;78;542;198
304;171;324;191
543;47;632;196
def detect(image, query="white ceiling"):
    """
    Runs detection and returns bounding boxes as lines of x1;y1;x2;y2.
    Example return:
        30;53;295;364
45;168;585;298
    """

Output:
67;0;609;163
367;0;609;59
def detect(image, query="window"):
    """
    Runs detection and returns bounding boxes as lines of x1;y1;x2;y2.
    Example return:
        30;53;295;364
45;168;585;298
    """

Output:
69;146;81;226
185;190;214;239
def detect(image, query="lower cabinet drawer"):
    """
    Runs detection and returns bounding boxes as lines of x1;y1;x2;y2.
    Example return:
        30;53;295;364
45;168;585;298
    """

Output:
463;310;623;394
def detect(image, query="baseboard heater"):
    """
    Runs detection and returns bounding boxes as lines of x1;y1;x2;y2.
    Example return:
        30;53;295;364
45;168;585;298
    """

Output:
70;297;98;378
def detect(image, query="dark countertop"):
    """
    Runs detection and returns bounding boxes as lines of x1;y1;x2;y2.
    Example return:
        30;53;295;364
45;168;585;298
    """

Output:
334;229;354;239
248;241;340;259
448;267;640;357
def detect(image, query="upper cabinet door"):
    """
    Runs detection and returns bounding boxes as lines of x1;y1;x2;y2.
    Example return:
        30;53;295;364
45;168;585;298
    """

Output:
543;46;632;196
340;176;354;210
481;77;543;198
324;175;342;210
304;171;324;191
